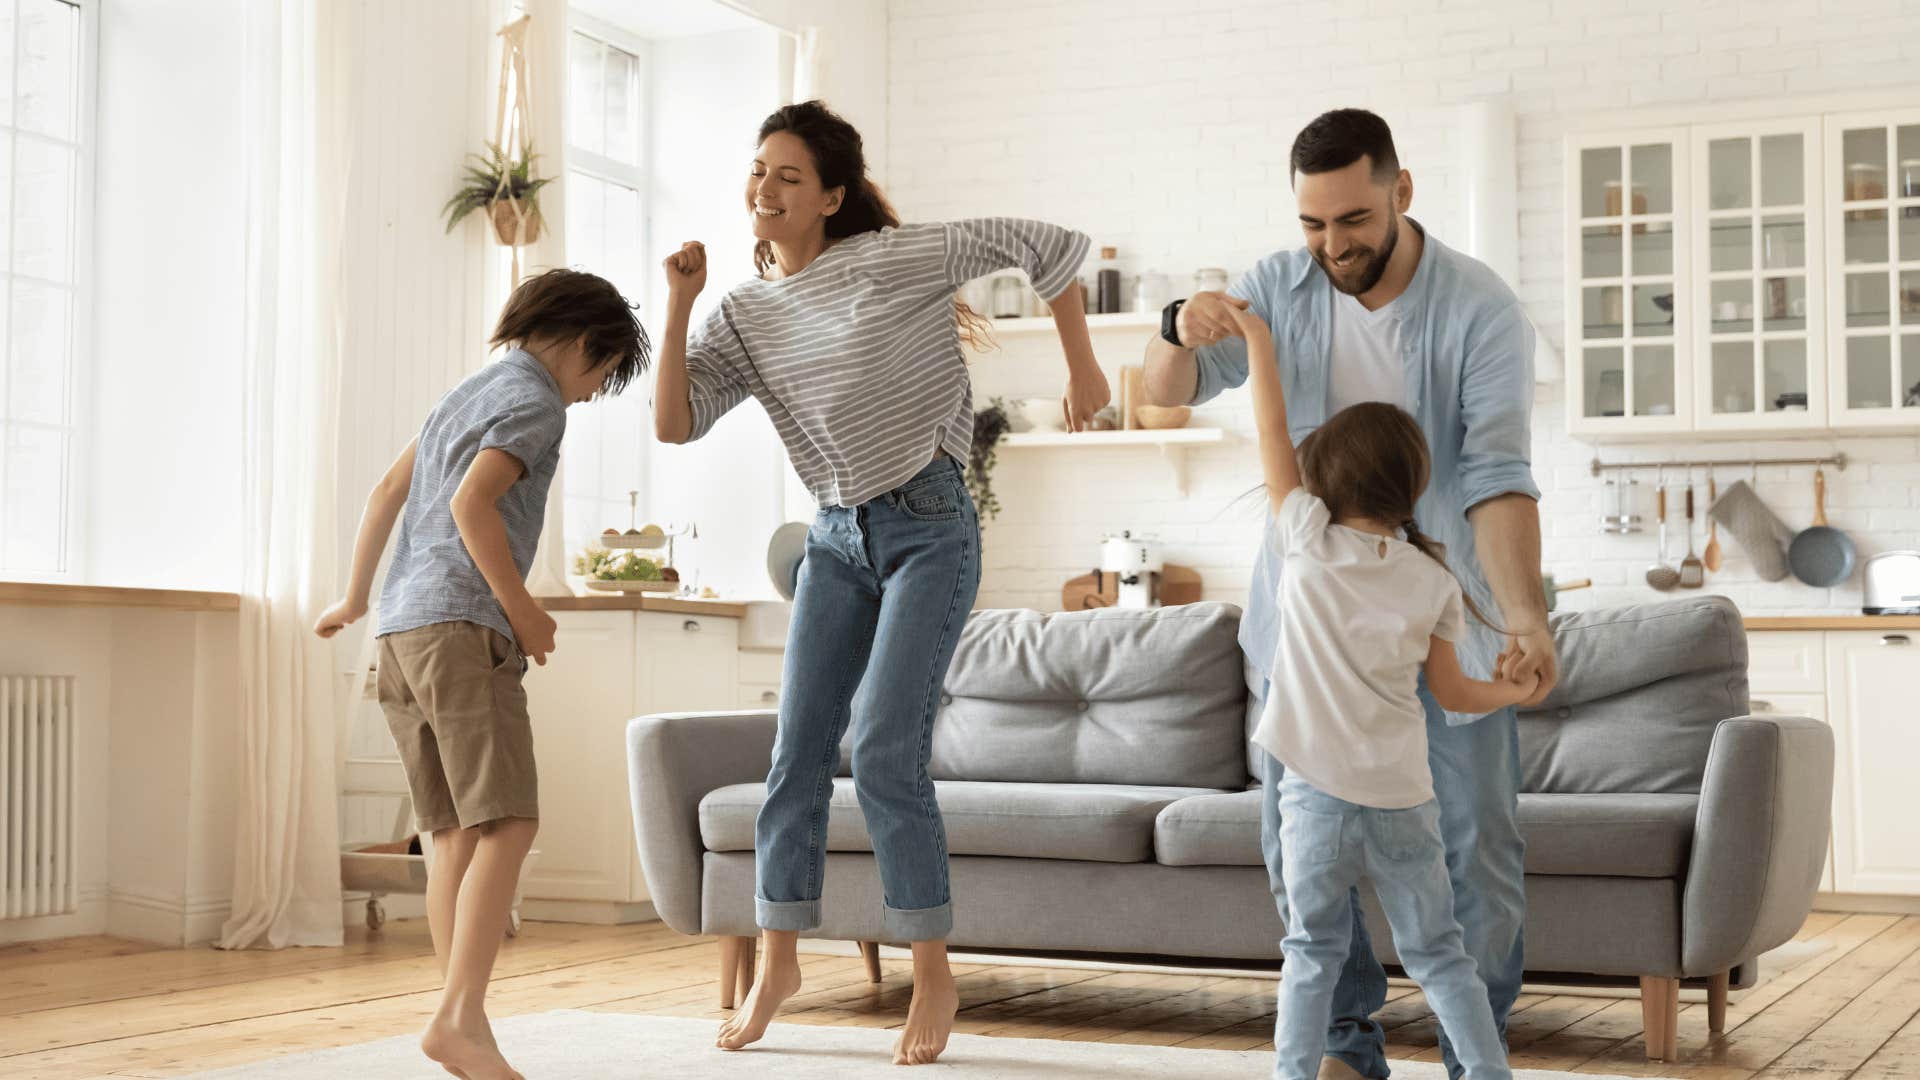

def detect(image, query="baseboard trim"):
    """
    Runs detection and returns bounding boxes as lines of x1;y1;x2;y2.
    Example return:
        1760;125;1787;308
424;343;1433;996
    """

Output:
516;898;657;925
1814;892;1920;915
0;884;108;944
106;888;232;946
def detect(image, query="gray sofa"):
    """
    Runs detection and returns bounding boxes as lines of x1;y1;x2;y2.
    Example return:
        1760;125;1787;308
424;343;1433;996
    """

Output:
626;595;1833;1061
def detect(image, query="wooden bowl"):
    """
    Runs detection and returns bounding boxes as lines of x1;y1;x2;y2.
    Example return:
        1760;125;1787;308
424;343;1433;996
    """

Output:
1134;405;1192;430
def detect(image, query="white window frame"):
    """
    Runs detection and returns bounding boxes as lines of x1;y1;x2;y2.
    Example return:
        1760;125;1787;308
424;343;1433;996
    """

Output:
0;0;97;581
567;14;651;312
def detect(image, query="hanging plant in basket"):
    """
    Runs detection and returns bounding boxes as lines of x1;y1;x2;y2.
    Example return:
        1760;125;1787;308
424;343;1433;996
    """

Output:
441;140;555;247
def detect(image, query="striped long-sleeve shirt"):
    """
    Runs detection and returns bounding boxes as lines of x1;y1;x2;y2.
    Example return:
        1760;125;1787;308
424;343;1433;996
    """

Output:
680;218;1090;507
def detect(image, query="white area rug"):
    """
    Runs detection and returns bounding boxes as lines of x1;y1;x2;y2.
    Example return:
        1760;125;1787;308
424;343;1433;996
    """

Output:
184;1010;1660;1078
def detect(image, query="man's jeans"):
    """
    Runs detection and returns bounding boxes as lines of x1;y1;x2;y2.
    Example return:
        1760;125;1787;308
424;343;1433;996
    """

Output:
1258;681;1526;1080
1271;772;1512;1080
754;458;980;942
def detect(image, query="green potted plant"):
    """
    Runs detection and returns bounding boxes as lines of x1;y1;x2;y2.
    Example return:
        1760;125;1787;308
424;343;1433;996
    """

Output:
441;140;554;247
969;397;1012;522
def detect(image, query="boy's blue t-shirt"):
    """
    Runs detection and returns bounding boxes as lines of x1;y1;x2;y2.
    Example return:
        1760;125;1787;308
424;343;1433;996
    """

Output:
377;349;567;647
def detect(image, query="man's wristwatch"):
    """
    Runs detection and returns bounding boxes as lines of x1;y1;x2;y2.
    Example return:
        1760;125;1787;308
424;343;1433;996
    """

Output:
1160;299;1186;347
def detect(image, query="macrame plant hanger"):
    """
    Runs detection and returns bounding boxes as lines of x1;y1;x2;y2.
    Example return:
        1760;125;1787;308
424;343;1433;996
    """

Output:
495;12;534;284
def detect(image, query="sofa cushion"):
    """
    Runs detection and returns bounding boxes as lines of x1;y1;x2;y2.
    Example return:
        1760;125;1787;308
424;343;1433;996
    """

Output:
1519;596;1748;795
699;780;1223;864
855;604;1251;791
1152;790;1699;878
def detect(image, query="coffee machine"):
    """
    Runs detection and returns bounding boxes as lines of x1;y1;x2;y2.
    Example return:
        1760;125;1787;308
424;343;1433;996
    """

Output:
1099;531;1165;609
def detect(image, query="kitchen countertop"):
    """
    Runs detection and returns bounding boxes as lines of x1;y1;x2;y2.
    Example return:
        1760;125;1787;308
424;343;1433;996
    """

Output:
1744;615;1920;630
537;594;751;619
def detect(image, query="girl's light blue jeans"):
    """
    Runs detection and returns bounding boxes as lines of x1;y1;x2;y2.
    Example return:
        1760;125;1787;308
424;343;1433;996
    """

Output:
1272;772;1512;1080
753;457;980;942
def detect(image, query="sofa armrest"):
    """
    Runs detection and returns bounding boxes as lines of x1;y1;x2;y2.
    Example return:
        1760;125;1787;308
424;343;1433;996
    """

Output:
626;710;777;935
1681;714;1834;975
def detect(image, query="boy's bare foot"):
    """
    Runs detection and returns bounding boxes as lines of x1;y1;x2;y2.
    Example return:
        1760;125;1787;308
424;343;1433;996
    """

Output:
892;963;958;1065
715;950;803;1050
421;1014;522;1080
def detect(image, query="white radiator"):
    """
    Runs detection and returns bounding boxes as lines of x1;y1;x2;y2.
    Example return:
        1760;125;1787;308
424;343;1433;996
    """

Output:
2;675;76;919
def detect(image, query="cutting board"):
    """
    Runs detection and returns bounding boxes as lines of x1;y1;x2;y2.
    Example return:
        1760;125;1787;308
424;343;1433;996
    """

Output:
1062;564;1203;610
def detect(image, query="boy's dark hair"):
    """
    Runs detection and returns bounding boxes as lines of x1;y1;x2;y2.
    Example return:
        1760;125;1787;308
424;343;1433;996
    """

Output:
490;268;650;397
1290;108;1400;184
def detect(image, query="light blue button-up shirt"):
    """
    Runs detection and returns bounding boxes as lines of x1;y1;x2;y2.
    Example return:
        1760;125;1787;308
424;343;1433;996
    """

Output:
1192;224;1539;725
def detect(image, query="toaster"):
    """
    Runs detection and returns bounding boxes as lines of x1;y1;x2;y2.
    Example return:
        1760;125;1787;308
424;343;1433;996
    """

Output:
1862;551;1920;615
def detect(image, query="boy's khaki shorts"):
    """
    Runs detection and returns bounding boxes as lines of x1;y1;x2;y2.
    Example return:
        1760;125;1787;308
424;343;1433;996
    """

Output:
376;621;538;833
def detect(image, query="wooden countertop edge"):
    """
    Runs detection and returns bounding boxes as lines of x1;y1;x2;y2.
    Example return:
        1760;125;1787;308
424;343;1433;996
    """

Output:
537;594;751;619
0;581;243;612
1744;616;1920;630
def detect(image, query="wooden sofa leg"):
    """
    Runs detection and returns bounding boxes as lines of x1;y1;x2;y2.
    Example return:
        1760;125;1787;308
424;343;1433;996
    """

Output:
718;935;750;1009
738;935;759;1006
859;940;883;983
1708;970;1730;1034
1639;975;1679;1061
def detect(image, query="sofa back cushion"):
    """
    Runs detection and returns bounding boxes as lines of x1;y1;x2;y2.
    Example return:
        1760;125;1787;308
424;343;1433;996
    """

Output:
917;603;1251;789
1518;595;1748;795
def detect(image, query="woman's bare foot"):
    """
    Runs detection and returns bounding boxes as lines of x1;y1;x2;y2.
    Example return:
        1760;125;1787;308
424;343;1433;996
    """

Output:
421;1013;522;1080
893;943;959;1065
716;940;803;1051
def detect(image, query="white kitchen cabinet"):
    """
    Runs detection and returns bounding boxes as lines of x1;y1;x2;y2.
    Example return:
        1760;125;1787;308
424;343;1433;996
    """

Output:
1823;629;1920;895
520;608;742;910
1565;129;1693;440
521;612;641;903
1566;104;1920;440
1749;626;1920;899
1824;109;1920;429
1691;117;1828;433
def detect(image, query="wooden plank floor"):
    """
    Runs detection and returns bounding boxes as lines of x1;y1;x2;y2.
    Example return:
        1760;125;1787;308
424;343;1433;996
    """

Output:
0;913;1915;1078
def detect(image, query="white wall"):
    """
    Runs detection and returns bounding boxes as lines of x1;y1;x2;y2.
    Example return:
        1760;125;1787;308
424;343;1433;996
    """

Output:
84;0;247;590
887;0;1920;617
0;603;238;946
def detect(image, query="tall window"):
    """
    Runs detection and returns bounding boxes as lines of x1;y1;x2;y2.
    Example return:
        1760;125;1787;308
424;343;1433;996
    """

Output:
566;25;646;311
560;21;650;556
0;0;86;576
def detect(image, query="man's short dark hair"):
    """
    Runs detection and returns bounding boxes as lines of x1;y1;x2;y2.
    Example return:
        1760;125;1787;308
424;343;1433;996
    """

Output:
490;268;651;397
1291;108;1400;184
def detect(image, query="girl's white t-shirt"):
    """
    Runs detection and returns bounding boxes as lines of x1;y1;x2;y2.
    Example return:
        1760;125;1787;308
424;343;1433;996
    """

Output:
1252;487;1467;809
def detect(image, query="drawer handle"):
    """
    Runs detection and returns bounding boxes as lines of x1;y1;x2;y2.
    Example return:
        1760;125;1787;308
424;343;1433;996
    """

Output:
683;619;702;633
1882;634;1911;646
1751;699;1773;713
760;690;778;704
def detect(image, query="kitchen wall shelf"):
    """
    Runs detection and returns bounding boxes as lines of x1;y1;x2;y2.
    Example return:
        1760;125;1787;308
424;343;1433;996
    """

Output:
997;427;1231;495
986;312;1160;336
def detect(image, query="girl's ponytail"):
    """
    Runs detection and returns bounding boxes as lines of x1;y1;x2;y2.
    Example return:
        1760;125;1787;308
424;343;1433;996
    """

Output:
1403;517;1506;634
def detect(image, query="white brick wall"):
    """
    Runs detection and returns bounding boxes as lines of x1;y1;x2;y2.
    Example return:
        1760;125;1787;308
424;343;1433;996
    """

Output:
887;0;1920;617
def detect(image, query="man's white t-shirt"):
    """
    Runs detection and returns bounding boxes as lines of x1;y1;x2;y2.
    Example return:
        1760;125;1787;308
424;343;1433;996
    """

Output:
1327;289;1406;412
1251;488;1467;809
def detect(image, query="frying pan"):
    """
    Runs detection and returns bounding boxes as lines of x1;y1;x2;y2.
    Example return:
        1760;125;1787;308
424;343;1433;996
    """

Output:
1787;468;1856;587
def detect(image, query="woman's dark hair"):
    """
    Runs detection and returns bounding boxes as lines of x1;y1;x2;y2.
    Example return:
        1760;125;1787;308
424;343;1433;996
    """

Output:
1291;107;1400;184
490;268;650;397
1296;402;1501;630
752;100;990;349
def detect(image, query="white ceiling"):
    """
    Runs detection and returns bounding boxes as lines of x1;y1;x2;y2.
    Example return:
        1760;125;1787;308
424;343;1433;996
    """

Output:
571;0;766;40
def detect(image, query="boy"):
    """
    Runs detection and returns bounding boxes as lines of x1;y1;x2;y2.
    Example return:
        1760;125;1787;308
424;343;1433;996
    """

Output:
315;268;649;1080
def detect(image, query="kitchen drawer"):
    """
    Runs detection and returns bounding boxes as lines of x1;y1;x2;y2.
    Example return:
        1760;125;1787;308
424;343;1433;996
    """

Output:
1747;631;1826;694
1746;692;1826;722
740;649;784;684
741;683;781;710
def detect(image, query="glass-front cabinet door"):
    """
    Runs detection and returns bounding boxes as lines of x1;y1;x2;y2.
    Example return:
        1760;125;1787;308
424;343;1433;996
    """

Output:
1692;118;1826;431
1827;109;1920;428
1566;130;1691;438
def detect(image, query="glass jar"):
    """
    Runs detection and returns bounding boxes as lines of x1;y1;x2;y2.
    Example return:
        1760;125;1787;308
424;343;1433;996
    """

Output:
1194;267;1230;294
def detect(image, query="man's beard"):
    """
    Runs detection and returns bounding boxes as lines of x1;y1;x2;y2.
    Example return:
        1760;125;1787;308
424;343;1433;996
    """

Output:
1317;212;1399;296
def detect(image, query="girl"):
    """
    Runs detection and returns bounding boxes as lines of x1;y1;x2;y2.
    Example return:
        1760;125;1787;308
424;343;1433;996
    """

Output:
652;100;1107;1067
1227;301;1532;1080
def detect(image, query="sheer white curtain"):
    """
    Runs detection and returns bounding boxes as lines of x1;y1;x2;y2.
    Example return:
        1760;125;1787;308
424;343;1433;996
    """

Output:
518;0;572;596
219;0;354;950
